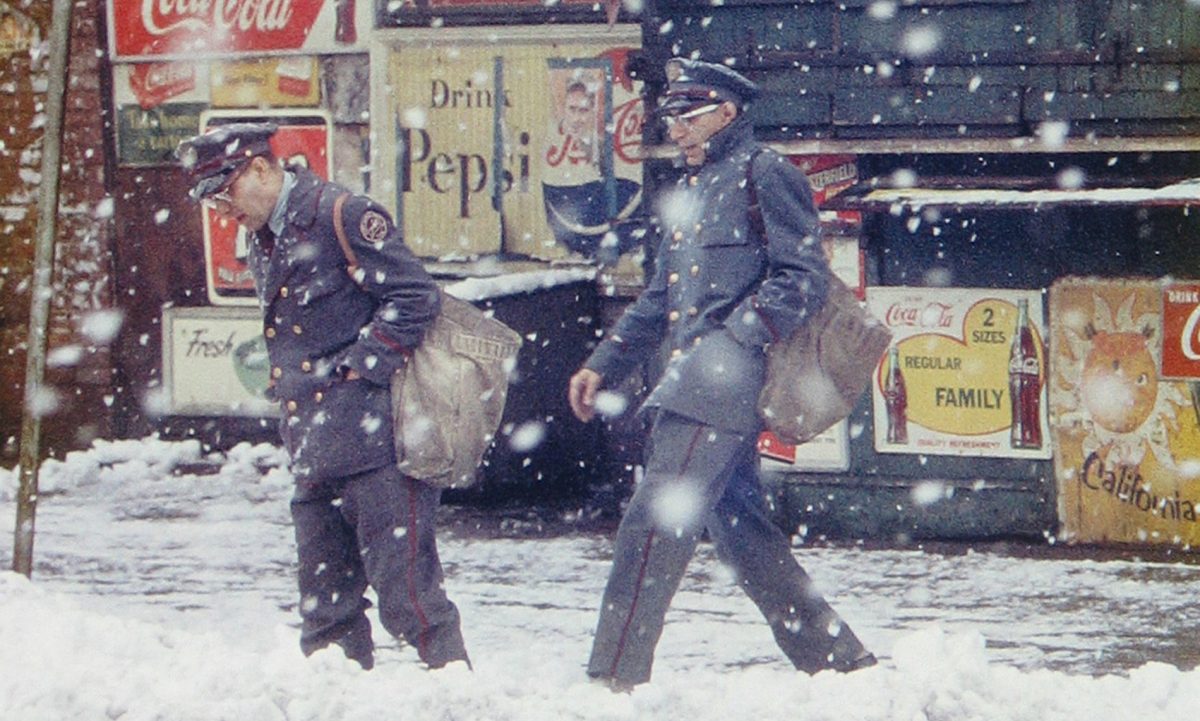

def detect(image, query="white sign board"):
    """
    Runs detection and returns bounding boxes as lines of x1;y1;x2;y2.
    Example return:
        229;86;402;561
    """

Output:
162;307;277;417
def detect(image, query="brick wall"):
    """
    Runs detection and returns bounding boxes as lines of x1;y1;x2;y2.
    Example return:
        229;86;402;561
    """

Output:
0;0;115;463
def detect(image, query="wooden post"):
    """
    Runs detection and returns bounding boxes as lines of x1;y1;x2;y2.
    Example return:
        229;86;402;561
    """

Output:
12;0;74;577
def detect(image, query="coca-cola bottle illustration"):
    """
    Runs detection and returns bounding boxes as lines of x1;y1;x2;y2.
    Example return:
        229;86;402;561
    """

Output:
1008;298;1043;449
335;0;357;45
883;345;908;444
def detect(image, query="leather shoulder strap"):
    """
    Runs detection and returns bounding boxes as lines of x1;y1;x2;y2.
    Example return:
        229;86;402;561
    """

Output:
331;192;360;279
745;147;767;241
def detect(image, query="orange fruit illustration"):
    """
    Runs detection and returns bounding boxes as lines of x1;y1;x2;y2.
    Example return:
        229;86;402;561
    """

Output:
1080;331;1158;434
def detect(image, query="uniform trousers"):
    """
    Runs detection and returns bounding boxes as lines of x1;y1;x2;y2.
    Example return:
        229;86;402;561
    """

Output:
587;411;871;685
290;464;468;670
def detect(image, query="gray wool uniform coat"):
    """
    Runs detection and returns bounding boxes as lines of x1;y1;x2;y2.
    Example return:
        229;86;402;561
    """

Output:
581;116;873;686
247;167;441;480
585;114;831;429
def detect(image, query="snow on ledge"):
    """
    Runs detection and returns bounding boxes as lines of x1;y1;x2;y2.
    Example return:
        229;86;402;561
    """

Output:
444;267;598;302
854;179;1200;209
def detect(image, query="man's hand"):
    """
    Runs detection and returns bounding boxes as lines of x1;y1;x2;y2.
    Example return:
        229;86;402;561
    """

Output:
568;368;603;422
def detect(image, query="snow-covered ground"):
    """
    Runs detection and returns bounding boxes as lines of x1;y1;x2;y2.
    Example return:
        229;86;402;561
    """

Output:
1;437;1199;720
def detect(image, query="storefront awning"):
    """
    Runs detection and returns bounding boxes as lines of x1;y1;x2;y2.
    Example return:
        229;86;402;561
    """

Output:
826;178;1200;211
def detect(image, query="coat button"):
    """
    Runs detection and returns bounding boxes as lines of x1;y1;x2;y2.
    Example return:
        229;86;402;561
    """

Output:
668;272;680;285
280;286;289;298
668;310;681;322
292;324;303;335
673;230;683;241
301;360;312;372
690;264;700;276
671;348;683;358
272;367;282;379
688;176;698;186
314;391;324;403
265;327;276;338
286;400;297;413
688;306;698;316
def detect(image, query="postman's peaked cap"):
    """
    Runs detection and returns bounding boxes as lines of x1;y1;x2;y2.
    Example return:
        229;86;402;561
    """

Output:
658;58;759;116
176;122;277;201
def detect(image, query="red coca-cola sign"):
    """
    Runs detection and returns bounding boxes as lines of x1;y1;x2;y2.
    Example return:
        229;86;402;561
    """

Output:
128;61;195;109
1161;283;1200;379
109;0;343;60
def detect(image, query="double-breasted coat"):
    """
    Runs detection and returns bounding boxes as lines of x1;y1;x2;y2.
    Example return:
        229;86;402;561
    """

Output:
585;115;831;429
245;166;469;669
247;167;440;480
582;114;875;686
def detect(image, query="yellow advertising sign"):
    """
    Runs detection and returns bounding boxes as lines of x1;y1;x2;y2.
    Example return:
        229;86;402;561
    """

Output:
867;287;1051;459
211;57;321;108
0;3;38;57
1050;277;1200;547
375;27;644;267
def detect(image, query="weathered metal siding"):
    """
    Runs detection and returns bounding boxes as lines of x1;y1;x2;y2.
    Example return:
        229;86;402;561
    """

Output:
645;1;1200;542
647;0;1200;139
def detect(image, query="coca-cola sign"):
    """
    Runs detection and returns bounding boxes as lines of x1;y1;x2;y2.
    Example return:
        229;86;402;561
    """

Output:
883;301;955;330
1160;282;1200;379
129;61;196;109
866;287;1051;461
108;0;359;60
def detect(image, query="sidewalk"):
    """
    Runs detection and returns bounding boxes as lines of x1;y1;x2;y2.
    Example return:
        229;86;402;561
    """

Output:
5;456;1199;677
2;440;1200;720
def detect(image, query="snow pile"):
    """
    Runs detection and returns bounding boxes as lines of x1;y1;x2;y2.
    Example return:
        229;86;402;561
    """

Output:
3;436;1200;719
1;571;1197;721
0;438;288;502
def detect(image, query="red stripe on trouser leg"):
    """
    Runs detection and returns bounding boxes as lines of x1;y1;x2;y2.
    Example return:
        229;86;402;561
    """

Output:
607;528;656;678
405;476;431;662
606;424;707;678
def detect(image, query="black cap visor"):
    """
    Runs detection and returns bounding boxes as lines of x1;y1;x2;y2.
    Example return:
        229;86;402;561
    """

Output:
188;165;240;202
657;87;734;118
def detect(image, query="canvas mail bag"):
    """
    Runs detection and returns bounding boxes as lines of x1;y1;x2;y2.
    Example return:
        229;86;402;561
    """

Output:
332;193;522;488
758;275;892;444
745;152;893;445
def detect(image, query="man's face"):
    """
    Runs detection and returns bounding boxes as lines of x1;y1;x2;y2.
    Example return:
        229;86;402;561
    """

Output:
665;101;736;166
202;157;279;232
564;89;595;139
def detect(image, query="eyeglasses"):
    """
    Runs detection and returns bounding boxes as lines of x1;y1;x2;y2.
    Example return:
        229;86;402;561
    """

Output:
200;191;234;212
661;103;721;129
200;162;249;211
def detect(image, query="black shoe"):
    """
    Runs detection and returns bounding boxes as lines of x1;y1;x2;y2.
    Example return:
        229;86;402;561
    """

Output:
589;673;636;694
427;655;472;671
844;652;877;672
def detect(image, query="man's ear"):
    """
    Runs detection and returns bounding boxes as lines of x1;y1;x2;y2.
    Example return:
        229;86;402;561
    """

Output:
720;100;739;122
250;155;272;176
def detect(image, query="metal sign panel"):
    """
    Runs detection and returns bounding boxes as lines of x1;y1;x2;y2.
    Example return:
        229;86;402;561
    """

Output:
1050;277;1200;547
161;306;277;417
199;110;332;305
107;0;366;60
210;57;322;108
116;102;207;166
371;26;645;273
1161;282;1200;380
866;286;1051;459
0;2;39;57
